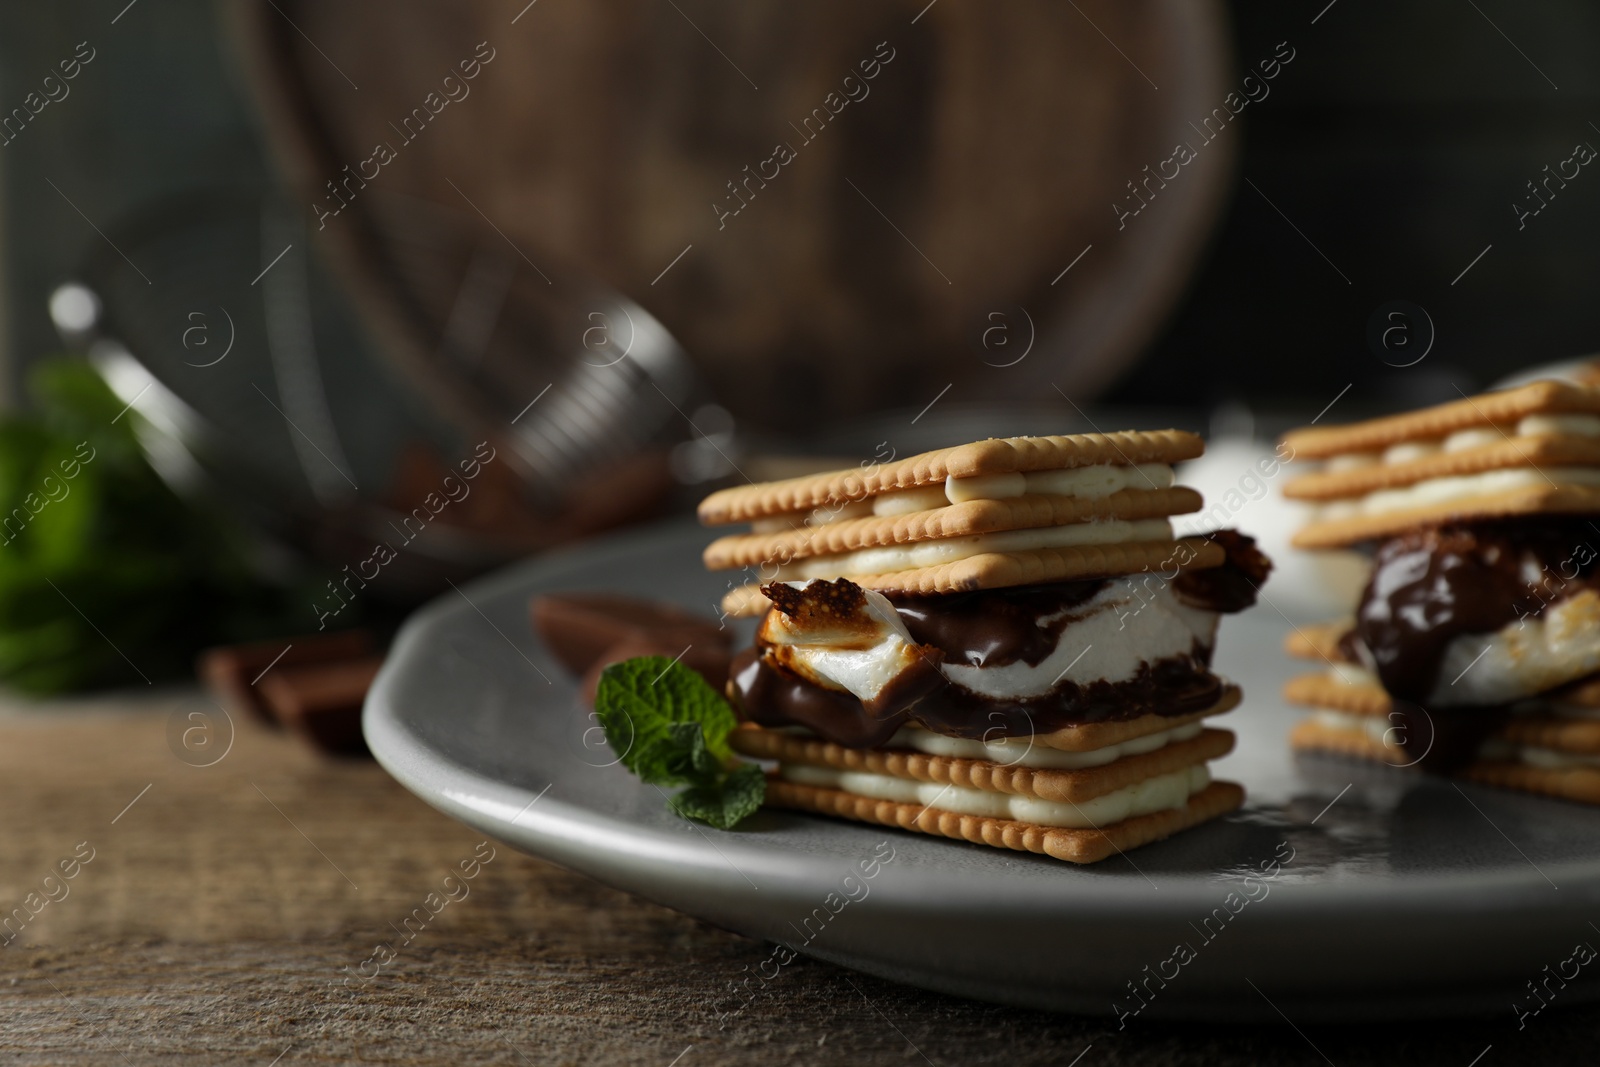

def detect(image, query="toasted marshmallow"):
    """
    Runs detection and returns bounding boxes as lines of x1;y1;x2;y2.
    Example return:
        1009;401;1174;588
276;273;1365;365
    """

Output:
939;578;1217;701
1433;588;1600;706
758;580;934;703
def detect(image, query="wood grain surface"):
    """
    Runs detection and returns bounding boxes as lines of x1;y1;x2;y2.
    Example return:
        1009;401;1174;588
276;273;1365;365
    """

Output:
1;690;1594;1066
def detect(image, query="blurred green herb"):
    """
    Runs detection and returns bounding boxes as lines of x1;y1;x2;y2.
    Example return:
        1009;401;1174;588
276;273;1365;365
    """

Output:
0;358;315;693
594;655;766;829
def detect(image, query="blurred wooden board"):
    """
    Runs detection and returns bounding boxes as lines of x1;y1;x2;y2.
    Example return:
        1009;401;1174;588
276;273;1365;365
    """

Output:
234;0;1234;430
3;692;1600;1063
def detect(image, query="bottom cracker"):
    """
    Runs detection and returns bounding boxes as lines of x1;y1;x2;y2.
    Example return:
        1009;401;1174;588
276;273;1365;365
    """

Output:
1460;761;1600;805
763;778;1244;864
1496;714;1600;754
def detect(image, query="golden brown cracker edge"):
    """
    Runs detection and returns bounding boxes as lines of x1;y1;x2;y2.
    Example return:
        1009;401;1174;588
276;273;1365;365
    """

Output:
697;430;1205;525
1283;435;1600;501
1281;380;1600;460
1290;485;1600;550
703;487;1202;571
762;778;1244;864
720;538;1228;615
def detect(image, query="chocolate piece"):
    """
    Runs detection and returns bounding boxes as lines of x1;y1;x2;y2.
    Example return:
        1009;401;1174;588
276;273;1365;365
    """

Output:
1355;520;1600;702
531;593;730;677
259;656;385;755
731;644;1223;748
198;630;375;723
579;636;735;705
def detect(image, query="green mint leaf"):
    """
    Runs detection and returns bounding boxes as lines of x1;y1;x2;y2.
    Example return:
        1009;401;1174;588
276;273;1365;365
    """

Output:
594;655;736;784
594;656;765;828
667;762;767;830
663;721;723;781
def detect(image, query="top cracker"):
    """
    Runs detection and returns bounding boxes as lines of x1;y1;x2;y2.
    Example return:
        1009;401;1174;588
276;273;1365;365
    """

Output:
698;430;1203;525
1281;380;1600;459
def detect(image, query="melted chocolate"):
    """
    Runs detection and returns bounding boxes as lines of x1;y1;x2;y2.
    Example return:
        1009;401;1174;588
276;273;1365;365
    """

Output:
732;644;1225;748
1173;529;1272;613
1335;628;1368;669
1384;700;1510;773
732;527;1268;748
887;580;1108;668
1355;520;1600;703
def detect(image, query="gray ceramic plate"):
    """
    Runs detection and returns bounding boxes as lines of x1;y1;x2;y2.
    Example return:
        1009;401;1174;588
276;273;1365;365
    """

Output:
365;519;1600;1021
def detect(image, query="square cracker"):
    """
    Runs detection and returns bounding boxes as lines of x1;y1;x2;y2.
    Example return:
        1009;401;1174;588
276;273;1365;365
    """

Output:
1283;672;1391;717
719;537;1225;616
1459;761;1600;805
697;430;1203;525
1291;483;1600;549
1283;435;1600;501
762;778;1245;864
731;725;1235;804
1281;380;1600;460
1494;714;1600;755
702;487;1202;571
1289;718;1401;762
1551;674;1600;708
1283;621;1355;664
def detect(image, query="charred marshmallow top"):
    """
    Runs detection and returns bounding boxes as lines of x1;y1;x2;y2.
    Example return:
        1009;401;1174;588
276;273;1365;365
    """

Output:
760;576;1214;705
757;583;928;704
731;532;1270;749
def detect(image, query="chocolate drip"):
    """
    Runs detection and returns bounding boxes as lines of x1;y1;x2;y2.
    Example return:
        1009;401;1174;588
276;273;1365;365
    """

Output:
1384;700;1510;773
732;527;1266;748
1172;529;1272;613
887;580;1108;668
1335;628;1368;668
731;643;1224;748
1355;521;1600;703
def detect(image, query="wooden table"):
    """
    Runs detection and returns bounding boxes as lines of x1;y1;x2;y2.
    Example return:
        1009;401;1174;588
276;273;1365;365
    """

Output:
2;690;1594;1065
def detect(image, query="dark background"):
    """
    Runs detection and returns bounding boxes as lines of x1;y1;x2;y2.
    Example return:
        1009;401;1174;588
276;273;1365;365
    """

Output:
1;0;1596;419
1120;0;1600;421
